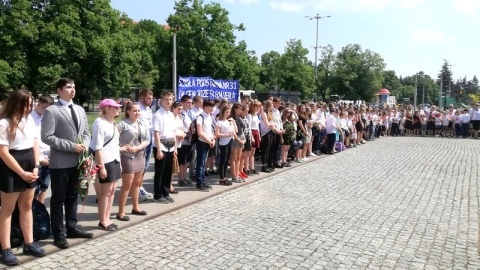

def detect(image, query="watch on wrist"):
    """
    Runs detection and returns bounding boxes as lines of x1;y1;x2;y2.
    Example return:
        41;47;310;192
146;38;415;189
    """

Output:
34;165;41;169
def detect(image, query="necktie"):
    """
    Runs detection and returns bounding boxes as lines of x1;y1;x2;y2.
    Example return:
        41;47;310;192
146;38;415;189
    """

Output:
69;104;79;132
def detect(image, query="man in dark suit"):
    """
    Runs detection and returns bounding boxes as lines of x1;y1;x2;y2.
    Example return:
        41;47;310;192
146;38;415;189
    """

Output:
41;78;93;249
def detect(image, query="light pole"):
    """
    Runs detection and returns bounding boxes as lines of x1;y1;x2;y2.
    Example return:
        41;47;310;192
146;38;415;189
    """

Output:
172;26;180;97
414;75;417;110
305;14;330;83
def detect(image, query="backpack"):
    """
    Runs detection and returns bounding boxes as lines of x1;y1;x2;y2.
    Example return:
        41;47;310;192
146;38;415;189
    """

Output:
188;114;204;144
32;199;51;241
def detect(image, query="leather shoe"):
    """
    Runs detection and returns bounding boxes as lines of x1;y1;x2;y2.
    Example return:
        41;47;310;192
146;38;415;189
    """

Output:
53;234;69;249
273;163;283;168
116;214;130;221
67;228;94;239
131;209;147;215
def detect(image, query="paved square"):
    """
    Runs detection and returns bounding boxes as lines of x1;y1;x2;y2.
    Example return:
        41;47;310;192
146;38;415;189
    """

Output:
16;137;480;269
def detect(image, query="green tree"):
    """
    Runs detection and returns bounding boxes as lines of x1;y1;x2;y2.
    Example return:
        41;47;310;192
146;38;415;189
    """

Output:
317;45;335;101
258;50;281;91
332;44;385;101
276;39;315;99
167;0;245;81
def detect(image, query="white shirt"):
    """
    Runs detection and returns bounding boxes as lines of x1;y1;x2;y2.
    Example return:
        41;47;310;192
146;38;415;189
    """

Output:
174;115;183;148
460;113;470;123
152;107;177;152
58;98;78;121
138;102;153;131
325;114;337;134
197;111;214;143
31;110;50;160
470;108;480;120
0;115;37;150
216;119;234;146
90;118;120;163
189;106;203;120
247;113;260;131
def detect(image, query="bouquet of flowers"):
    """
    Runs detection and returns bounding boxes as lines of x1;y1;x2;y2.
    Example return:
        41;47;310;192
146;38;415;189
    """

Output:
77;151;99;202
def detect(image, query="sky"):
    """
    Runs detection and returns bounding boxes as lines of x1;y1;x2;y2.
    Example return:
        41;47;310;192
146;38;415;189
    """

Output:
110;0;479;82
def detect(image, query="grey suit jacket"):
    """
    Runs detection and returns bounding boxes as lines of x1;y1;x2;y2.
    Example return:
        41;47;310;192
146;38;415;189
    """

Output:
41;102;90;169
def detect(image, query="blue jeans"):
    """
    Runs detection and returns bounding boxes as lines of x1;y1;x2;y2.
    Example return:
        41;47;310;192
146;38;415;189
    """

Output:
144;139;153;172
195;141;210;185
35;166;51;194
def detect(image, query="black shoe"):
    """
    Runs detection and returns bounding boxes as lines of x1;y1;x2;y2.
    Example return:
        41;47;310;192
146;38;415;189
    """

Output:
204;170;211;177
282;162;292;167
209;170;218;175
219;179;233;186
261;166;271;173
67;228;94;239
273;163;283;169
268;166;275;171
196;184;209;191
23;242;46;257
165;196;175;202
131;209;147;215
53;234;69;249
1;248;18;266
98;222;116;231
116;214;130;221
178;180;188;187
203;183;212;189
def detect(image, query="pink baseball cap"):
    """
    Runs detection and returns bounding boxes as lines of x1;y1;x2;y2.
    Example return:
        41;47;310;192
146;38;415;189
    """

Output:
98;99;122;109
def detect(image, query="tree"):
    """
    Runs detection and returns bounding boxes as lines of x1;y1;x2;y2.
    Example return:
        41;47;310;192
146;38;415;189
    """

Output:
258;51;281;91
276;39;314;98
317;45;335;101
331;44;385;101
167;0;245;81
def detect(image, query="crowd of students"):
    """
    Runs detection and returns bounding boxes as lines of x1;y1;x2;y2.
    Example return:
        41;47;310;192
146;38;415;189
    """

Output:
1;77;479;266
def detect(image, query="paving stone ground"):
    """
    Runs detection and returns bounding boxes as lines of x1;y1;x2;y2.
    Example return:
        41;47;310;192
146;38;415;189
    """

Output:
13;137;480;269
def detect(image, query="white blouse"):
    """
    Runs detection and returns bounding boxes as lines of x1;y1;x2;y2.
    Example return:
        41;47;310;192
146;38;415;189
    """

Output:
0;115;37;150
90;117;120;163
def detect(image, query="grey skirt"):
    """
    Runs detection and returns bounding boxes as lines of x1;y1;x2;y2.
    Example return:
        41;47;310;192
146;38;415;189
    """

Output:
232;134;245;148
121;152;145;174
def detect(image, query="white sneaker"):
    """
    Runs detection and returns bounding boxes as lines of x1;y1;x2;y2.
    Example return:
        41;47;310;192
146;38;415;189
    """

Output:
139;187;152;197
310;153;317;157
295;159;302;163
303;157;310;161
139;194;148;201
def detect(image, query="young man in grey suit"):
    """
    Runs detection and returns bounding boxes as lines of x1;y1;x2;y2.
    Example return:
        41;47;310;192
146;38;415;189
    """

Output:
41;78;93;249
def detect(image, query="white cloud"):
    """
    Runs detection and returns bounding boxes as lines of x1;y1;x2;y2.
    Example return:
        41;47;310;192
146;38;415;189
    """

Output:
452;0;480;14
224;0;260;4
268;0;428;12
409;30;455;43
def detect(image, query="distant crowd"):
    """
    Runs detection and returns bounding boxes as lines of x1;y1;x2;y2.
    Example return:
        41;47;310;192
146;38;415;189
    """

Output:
1;78;480;266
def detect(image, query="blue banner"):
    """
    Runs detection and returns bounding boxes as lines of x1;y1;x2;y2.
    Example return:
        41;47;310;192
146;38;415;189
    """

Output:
177;76;239;102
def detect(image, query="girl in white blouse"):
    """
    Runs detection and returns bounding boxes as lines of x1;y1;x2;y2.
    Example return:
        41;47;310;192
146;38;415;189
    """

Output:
0;90;46;265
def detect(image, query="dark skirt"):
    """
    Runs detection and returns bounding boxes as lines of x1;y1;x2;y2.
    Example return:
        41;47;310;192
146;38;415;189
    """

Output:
121;152;145;174
405;119;413;130
98;160;121;183
251;130;261;149
242;136;252;152
0;148;37;193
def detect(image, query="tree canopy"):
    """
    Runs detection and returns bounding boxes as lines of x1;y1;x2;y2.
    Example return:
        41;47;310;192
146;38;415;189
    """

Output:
0;0;477;104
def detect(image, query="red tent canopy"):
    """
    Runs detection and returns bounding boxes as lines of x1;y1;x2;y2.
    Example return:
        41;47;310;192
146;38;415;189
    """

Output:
376;88;391;95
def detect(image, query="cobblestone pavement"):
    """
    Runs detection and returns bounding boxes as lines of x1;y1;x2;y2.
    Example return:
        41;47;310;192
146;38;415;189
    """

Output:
16;137;480;269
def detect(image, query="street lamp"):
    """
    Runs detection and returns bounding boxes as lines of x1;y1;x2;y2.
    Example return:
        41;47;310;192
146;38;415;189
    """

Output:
172;26;181;97
305;14;331;82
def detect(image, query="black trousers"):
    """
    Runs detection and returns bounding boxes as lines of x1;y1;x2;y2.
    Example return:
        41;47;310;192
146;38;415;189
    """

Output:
327;133;336;152
153;147;174;199
268;133;280;166
50;167;80;235
218;140;232;179
260;131;273;165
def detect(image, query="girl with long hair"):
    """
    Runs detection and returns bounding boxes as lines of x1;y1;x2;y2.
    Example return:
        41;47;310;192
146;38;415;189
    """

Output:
229;103;246;183
215;105;235;186
0;90;46;265
247;101;261;174
259;100;275;172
